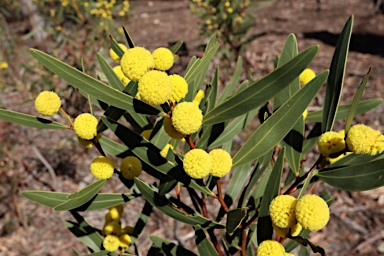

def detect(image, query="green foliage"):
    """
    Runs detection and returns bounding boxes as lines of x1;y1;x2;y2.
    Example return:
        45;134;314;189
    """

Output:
1;14;384;256
189;0;273;58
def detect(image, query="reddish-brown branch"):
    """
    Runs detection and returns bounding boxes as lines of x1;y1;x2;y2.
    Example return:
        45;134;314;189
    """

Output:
208;229;224;256
217;179;229;212
60;108;73;127
187;135;195;149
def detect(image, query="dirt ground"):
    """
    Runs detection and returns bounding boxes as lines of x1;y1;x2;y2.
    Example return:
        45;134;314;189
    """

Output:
1;0;384;255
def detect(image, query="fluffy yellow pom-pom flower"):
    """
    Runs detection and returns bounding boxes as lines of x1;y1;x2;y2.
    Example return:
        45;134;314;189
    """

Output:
160;143;174;158
138;70;173;106
317;131;345;157
299;68;316;85
183;149;212;179
295;194;330;231
90;156;114;180
209;149;232;177
103;221;121;236
73;113;98;140
193;89;205;106
269;195;297;228
169;74;188;102
257;240;285;256
119;233;131;248
152;47;174;71
120;156;142;179
110;43;128;62
77;133;102;148
164;117;185;140
34;91;61;116
272;223;289;238
121;46;154;81
346;124;384;155
103;235;120;252
113;65;131;85
171;102;203;135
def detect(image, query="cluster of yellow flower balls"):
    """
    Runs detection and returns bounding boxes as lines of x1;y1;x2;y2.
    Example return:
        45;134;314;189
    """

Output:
102;204;133;252
183;148;233;179
110;43;189;107
34;91;144;181
318;124;384;158
256;194;330;255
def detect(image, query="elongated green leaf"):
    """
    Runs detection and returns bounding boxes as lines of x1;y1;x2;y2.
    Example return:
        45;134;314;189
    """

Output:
257;148;285;244
327;152;384;168
240;150;273;207
345;68;371;133
97;53;124;90
101;116;212;195
273;33;299;110
134;178;224;228
318;158;384;191
233;71;328;167
68;180;106;199
122;27;135;48
79;251;114;256
195;226;219;256
24;191;137;212
169;41;184;54
274;34;303;174
217;56;243;105
226;208;247;234
22;191;68;208
54;180;106;211
65;212;104;252
99;136;128;157
110;37;127;58
29;49;160;116
322;15;353;132
150;235;197;256
307;98;383;122
150;118;169;150
203;45;319;125
131;201;153;243
184;42;220;101
0;109;67;129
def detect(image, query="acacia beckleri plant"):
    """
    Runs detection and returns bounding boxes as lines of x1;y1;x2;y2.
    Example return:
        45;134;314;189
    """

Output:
1;15;384;255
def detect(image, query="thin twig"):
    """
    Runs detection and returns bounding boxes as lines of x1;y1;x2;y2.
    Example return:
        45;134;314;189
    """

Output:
60;108;73;127
31;145;57;190
217;179;229;212
187;135;195;149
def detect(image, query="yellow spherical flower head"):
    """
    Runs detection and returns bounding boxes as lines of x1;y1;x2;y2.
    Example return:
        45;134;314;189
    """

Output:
346;124;384;155
171;102;203;135
103;221;121;236
299;68;316;85
110;43;128;62
269;195;297;228
317;131;345;157
209;149;232;177
257;240;285;256
152;47;174;71
103;235;120;252
113;65;131;85
169;74;188;103
138;70;173;106
164;117;185;140
121;46;154;81
295;194;330;231
328;152;351;164
108;204;124;221
120;156;142;180
119;233;131;248
160;143;174;158
90;156;114;180
183;149;212;179
73;113;98;140
193;89;205;106
34;91;61;116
